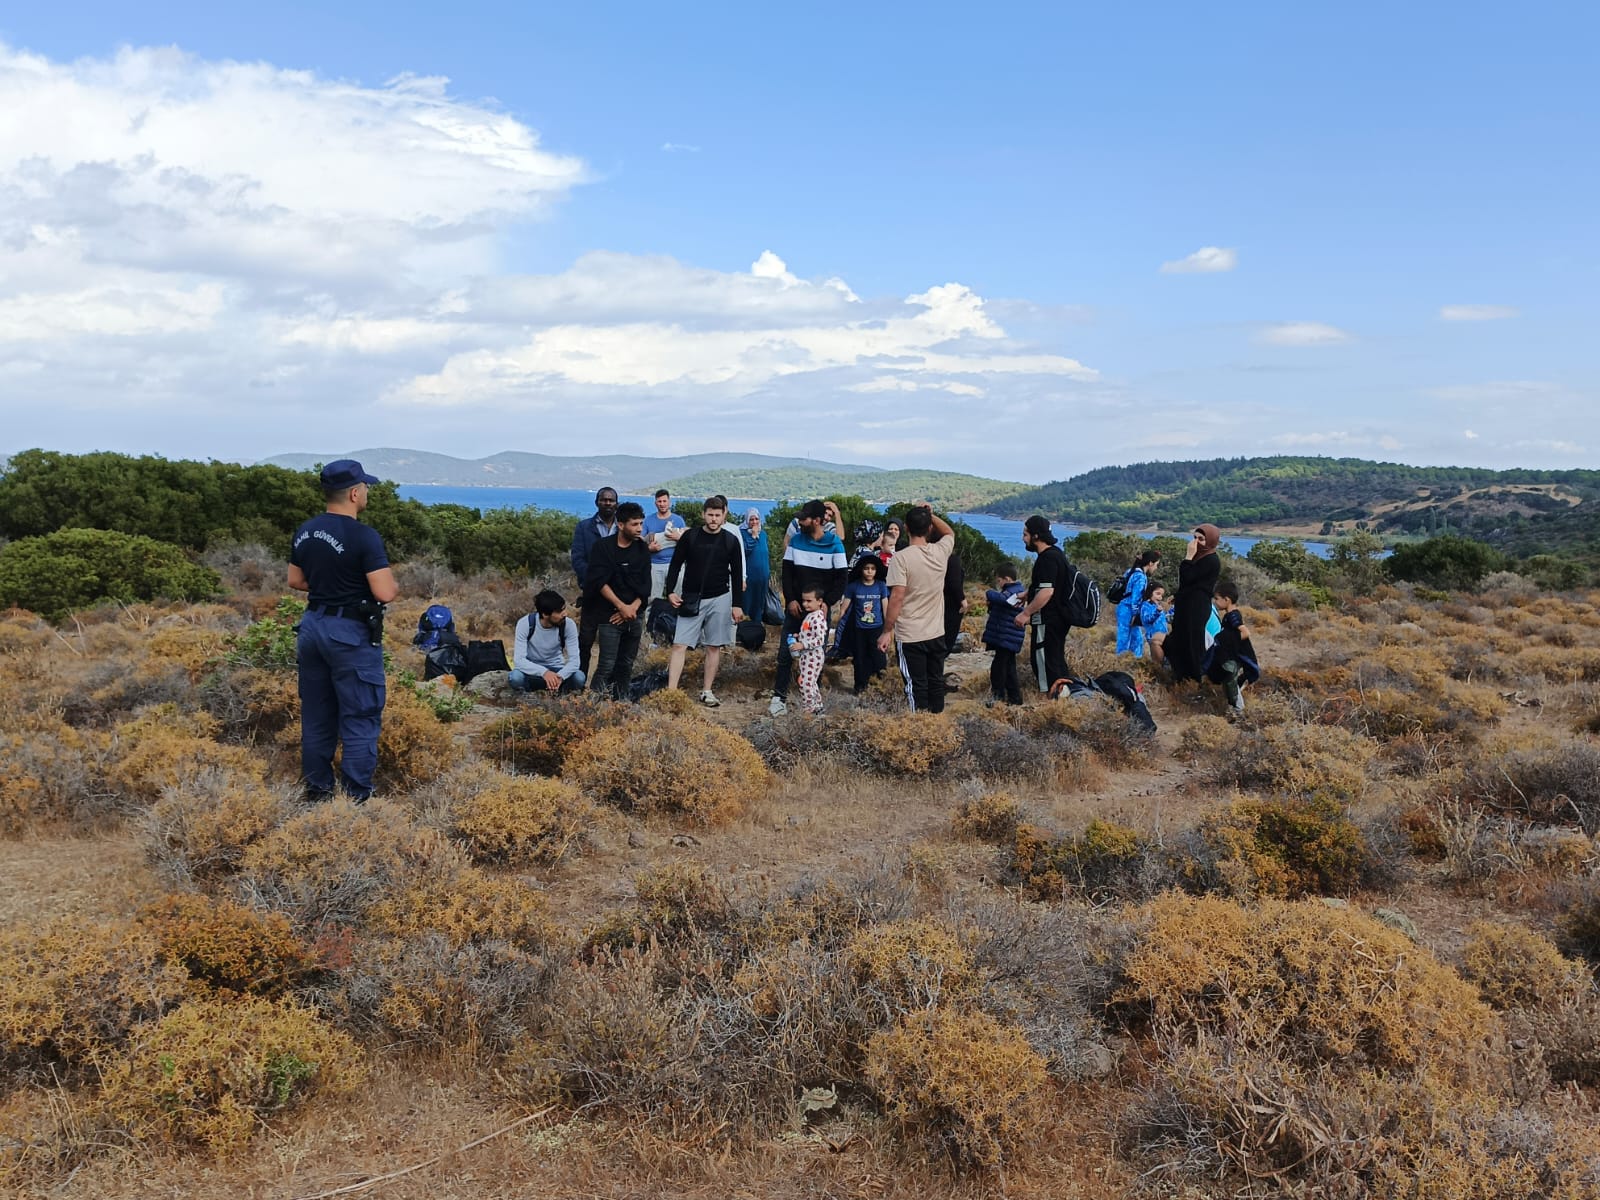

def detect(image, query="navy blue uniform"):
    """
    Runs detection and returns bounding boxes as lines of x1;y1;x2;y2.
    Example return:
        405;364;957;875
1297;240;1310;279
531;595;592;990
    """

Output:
291;513;390;800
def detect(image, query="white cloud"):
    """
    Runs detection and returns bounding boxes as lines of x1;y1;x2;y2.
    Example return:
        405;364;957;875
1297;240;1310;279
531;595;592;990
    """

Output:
1257;321;1352;346
1464;429;1479;439
1271;431;1400;450
1160;246;1237;274
1426;380;1560;403
1440;304;1518;321
660;141;701;153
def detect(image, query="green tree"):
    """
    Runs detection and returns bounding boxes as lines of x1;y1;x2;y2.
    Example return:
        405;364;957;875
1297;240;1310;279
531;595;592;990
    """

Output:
1247;538;1329;585
1384;536;1506;591
1328;530;1387;596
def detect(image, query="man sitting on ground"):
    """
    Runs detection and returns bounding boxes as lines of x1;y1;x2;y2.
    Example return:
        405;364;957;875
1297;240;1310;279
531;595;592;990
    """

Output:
509;589;585;694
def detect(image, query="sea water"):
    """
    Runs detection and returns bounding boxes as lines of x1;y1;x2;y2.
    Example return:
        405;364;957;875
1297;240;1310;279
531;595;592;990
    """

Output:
396;485;1335;558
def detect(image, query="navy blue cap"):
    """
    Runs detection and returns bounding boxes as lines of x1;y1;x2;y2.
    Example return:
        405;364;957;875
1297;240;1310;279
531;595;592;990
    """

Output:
320;459;381;490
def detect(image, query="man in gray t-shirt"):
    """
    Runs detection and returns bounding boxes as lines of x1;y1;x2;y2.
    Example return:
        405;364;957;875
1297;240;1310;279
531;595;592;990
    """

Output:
509;589;585;694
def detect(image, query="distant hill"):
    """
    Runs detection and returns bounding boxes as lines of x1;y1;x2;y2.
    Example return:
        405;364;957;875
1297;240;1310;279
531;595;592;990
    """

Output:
660;466;1028;511
994;456;1600;537
258;449;883;492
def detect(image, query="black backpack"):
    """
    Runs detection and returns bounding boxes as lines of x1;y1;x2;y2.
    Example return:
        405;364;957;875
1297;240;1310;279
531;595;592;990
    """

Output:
1105;569;1135;605
647;597;678;646
736;618;767;651
1062;565;1102;628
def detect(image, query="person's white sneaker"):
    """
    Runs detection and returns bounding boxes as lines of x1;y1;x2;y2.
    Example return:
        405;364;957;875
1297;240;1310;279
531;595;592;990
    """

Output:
768;695;787;716
700;690;721;708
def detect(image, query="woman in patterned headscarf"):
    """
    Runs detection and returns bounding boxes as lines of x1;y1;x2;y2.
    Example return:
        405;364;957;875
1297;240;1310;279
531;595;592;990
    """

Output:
1166;523;1222;683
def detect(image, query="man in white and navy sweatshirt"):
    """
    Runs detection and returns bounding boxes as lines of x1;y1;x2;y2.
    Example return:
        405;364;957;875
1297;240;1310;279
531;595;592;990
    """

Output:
509;589;585;694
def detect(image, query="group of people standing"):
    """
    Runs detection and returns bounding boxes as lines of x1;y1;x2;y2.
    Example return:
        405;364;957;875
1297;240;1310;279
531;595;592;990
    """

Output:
288;459;1258;805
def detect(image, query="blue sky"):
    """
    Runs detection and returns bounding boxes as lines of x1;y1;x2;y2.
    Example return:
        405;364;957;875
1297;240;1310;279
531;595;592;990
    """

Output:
1;2;1594;481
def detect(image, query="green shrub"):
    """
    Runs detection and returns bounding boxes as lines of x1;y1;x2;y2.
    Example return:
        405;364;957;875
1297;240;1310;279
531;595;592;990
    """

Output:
0;528;221;620
227;596;305;669
1386;535;1507;591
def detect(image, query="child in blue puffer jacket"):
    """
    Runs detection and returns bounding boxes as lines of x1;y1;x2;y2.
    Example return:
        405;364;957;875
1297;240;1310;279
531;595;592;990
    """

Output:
982;561;1027;705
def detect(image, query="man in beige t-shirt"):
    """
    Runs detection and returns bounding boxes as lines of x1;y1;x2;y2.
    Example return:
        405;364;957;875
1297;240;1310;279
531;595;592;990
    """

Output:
878;504;956;713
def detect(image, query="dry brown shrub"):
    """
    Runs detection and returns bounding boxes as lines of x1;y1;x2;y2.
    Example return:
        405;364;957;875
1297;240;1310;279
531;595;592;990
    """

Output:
0;918;187;1080
0;717;108;833
950;791;1023;844
1011;696;1146;767
587;862;740;956
1460;921;1591;1011
449;770;610;866
138;892;316;997
370;683;460;793
853;711;968;777
638;687;695;716
1120;894;1496;1084
96;995;364;1155
864;1008;1050;1171
1196;793;1372;898
106;705;265;805
1555;875;1600;965
332;933;556;1050
1208;721;1372;802
200;665;300;744
566;718;768;824
1009;819;1153;902
368;858;559;953
474;693;630;775
843;917;977;1018
144;769;291;886
1134;1039;1600;1198
236;799;443;932
1462;739;1600;834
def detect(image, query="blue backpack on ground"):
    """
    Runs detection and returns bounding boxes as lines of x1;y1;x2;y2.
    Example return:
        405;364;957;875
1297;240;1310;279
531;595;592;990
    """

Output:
413;605;456;651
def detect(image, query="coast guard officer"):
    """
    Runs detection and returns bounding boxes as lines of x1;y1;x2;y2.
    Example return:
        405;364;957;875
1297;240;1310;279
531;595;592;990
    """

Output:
287;460;399;802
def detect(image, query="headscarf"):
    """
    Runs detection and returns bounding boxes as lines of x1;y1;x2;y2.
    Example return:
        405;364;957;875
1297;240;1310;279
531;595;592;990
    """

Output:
1194;523;1222;558
745;507;762;530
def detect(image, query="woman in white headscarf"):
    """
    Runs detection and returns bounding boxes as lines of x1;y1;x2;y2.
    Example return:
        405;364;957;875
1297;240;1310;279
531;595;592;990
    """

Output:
740;508;770;620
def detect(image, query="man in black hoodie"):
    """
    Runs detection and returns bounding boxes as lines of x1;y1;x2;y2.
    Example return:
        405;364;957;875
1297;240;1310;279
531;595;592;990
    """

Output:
583;501;652;700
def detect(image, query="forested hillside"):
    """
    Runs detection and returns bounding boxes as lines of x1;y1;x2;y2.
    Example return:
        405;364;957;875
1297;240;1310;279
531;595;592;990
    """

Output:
259;448;880;491
660;466;1026;510
995;456;1600;535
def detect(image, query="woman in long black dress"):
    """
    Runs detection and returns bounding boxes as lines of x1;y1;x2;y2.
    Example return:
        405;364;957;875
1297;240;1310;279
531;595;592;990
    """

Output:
1167;523;1221;682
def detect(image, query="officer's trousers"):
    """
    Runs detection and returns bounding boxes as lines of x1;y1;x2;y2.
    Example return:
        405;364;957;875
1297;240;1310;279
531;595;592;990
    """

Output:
297;610;386;800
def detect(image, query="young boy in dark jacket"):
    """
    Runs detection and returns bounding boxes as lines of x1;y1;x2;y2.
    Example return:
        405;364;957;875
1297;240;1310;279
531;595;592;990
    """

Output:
1203;580;1260;717
982;561;1027;706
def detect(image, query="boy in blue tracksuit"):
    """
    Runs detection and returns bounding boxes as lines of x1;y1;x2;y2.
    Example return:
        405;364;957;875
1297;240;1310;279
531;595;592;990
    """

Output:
982;561;1027;705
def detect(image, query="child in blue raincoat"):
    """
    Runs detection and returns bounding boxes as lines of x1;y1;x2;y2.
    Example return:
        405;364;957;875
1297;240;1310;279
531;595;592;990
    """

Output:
1114;550;1161;656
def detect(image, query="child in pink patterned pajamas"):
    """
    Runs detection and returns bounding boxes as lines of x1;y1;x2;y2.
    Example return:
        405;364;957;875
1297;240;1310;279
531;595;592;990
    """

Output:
789;586;830;714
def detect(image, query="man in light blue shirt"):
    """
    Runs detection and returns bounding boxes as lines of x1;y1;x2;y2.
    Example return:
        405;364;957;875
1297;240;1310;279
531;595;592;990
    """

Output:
642;488;686;599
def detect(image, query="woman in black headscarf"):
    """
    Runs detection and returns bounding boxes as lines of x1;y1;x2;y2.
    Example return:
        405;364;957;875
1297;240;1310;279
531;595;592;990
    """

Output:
1166;523;1222;683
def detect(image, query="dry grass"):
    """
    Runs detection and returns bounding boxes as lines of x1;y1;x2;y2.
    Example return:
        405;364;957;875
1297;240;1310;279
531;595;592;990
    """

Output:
5;585;1600;1197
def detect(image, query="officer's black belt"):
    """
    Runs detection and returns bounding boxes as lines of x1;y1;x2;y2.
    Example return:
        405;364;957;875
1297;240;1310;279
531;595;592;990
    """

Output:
308;603;363;618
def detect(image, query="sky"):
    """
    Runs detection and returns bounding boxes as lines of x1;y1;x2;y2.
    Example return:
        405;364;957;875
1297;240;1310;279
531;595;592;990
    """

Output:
0;2;1595;483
